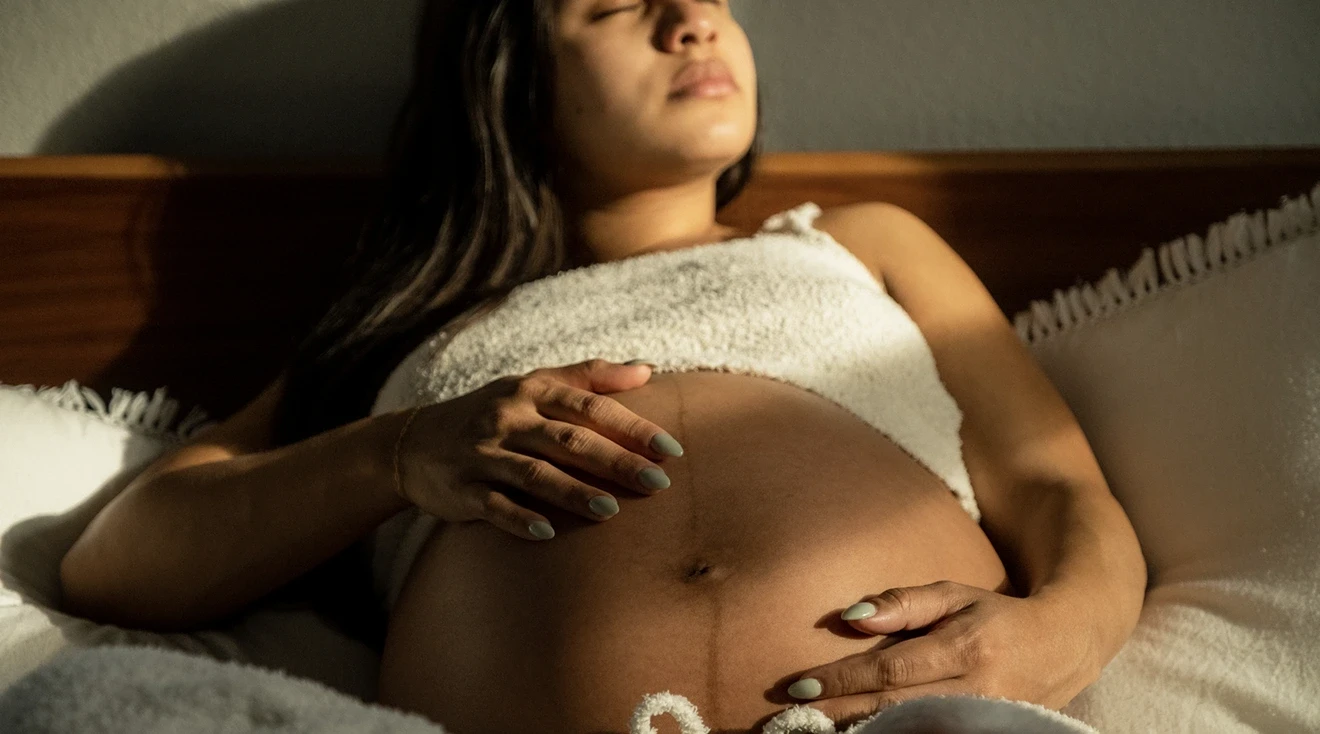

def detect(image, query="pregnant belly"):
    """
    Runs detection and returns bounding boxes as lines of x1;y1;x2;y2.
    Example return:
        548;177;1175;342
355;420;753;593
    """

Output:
375;370;1012;734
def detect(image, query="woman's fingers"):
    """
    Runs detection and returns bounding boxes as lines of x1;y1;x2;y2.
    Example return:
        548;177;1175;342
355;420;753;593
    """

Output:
536;380;684;462
481;447;630;526
463;482;559;541
513;418;672;497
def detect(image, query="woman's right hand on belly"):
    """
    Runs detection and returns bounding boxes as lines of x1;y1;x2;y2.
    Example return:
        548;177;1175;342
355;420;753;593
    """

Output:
392;358;685;542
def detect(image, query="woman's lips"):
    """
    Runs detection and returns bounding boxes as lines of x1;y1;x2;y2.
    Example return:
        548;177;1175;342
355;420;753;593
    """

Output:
670;77;738;99
669;59;738;99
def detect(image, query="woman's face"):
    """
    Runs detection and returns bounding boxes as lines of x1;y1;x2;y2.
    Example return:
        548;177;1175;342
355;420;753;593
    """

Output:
550;0;757;197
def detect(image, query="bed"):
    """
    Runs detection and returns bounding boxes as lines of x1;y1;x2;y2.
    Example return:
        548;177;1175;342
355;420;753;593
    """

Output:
2;148;1318;734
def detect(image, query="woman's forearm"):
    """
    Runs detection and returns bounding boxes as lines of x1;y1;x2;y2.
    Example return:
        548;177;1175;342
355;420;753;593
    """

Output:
991;479;1148;677
60;408;416;632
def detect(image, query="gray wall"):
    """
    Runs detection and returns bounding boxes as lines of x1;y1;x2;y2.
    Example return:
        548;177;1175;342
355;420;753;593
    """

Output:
1;0;1316;158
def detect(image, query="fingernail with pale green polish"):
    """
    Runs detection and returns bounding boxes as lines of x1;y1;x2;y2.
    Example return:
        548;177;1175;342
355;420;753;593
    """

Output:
650;432;684;457
589;496;619;518
638;466;671;490
842;602;877;621
529;521;555;539
625;359;657;367
788;678;822;700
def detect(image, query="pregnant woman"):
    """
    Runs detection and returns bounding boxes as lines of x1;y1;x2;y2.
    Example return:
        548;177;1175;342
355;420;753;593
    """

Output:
59;1;1147;733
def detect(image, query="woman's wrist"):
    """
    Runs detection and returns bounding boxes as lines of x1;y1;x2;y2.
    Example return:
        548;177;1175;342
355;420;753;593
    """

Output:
391;406;423;507
362;408;421;518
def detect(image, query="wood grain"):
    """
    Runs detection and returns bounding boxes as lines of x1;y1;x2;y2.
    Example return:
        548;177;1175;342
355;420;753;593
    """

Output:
2;149;1317;419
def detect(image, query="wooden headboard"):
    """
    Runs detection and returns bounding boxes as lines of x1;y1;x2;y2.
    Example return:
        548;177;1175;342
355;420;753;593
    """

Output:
3;149;1318;420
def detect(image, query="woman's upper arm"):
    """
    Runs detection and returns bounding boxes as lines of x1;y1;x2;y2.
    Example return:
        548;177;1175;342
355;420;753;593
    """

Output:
137;369;290;484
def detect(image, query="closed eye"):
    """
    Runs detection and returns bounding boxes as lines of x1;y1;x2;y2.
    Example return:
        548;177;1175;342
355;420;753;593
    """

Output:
594;3;643;20
593;0;725;22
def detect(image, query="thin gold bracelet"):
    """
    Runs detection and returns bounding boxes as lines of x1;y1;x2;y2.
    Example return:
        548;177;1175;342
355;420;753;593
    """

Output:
393;406;423;501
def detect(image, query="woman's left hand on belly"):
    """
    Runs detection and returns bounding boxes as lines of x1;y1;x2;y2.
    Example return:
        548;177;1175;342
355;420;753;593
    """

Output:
778;580;1094;728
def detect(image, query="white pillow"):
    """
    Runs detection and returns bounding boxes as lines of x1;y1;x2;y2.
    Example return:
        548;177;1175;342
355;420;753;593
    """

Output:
1010;182;1320;733
0;380;380;700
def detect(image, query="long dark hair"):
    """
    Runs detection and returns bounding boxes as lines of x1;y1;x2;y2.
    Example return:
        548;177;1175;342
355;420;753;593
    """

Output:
272;0;764;450
263;0;763;650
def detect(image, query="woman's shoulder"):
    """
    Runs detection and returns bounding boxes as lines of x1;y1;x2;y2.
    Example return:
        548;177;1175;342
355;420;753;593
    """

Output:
806;202;897;285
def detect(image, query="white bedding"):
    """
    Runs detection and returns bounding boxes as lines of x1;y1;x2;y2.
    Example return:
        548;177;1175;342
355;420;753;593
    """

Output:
0;382;381;699
0;644;1098;734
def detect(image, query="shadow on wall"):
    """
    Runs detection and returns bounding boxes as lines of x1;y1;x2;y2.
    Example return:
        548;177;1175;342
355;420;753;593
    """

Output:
36;0;424;158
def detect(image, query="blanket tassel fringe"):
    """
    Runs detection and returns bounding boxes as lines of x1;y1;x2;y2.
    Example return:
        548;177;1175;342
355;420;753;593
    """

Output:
1013;182;1320;345
0;379;217;443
